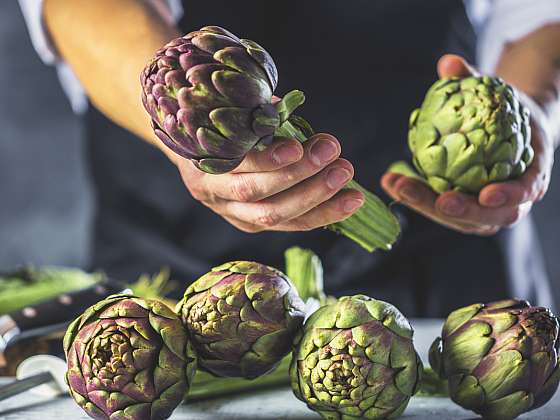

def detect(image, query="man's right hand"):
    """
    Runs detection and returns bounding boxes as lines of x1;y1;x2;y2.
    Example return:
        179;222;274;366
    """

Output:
176;134;365;233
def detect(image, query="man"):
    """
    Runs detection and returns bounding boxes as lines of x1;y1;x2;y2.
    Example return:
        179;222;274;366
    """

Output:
19;0;560;316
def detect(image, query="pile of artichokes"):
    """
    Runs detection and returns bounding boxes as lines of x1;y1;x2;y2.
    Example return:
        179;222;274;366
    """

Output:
391;76;533;194
141;25;400;253
63;250;308;419
63;250;560;420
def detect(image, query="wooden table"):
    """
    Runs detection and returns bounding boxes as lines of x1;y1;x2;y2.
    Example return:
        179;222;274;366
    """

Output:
1;320;558;419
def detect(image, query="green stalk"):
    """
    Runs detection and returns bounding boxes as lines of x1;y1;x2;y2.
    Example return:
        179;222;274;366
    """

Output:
0;267;103;316
284;246;325;303
416;368;449;397
275;91;400;252
186;356;291;401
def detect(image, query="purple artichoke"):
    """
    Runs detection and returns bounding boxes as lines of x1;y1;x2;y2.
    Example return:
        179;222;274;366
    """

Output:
63;294;196;420
430;299;560;419
140;25;401;253
176;261;306;378
141;26;280;174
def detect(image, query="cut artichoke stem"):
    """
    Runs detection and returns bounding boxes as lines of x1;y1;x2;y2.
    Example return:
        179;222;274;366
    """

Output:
186;355;291;402
275;117;400;253
284;246;325;303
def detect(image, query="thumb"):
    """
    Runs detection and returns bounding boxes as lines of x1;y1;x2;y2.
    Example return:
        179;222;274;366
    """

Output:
437;54;479;78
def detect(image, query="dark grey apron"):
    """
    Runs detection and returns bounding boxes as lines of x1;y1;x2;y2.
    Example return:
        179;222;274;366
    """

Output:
85;0;552;316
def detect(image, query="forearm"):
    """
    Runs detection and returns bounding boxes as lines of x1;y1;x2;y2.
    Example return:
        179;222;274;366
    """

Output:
43;0;180;160
494;23;560;149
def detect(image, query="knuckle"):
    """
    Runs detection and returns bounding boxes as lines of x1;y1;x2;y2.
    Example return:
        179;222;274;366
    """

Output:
481;226;501;236
231;175;259;202
254;204;282;227
291;218;315;232
236;223;262;234
186;182;207;202
223;215;263;233
504;208;521;226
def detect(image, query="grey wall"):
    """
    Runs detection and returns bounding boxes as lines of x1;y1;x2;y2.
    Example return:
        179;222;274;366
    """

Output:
0;2;558;302
0;1;92;269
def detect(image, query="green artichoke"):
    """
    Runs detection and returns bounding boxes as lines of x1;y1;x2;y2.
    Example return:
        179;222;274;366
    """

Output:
392;76;533;194
290;295;423;419
430;299;560;419
176;260;305;379
64;294;196;420
141;25;400;253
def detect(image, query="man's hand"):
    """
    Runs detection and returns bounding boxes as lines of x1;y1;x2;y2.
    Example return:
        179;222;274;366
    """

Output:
177;134;365;233
381;54;555;235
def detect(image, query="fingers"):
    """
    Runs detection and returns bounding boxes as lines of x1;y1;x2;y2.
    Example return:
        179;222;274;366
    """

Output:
222;189;364;233
382;172;509;235
479;126;552;208
233;137;304;173
478;164;544;209
276;189;365;231
200;134;342;202
179;131;359;234
222;158;355;227
435;191;522;227
437;54;479;78
382;173;439;219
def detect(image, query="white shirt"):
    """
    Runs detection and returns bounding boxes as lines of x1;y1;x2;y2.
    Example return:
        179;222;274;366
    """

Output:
19;0;560;114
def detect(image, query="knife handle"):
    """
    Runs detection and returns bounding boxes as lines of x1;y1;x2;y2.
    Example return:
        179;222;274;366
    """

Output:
1;282;127;347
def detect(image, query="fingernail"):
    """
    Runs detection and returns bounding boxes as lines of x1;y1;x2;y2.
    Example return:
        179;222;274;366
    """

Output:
486;191;507;207
343;199;364;213
310;139;338;166
327;168;352;189
441;197;465;216
400;186;421;203
272;143;301;165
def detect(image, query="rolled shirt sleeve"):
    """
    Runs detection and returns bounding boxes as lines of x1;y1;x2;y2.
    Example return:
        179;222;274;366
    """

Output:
18;0;183;114
466;0;560;73
18;0;58;64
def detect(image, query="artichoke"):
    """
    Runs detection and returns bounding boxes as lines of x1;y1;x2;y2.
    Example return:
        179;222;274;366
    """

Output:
391;76;533;194
176;260;305;378
290;295;423;419
429;299;560;419
64;294;196;420
141;25;400;253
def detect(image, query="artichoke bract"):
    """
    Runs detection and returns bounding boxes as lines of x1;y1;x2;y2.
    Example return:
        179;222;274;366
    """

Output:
141;26;279;174
290;295;423;419
177;260;305;379
64;294;196;420
392;76;533;194
141;26;400;253
430;299;560;419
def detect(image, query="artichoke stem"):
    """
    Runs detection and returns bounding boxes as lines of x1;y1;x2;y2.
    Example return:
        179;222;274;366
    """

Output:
284;246;325;302
328;180;400;251
276;120;400;252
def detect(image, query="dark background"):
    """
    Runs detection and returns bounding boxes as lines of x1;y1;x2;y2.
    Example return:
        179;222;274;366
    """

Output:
1;2;558;303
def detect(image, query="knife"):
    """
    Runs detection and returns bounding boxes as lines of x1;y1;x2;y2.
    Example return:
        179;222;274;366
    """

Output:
0;280;130;365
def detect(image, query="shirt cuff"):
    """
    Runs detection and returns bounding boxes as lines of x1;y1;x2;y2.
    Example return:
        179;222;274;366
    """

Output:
18;0;59;65
473;0;560;73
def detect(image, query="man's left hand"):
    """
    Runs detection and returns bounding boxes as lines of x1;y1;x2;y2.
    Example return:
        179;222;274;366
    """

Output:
381;54;554;236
